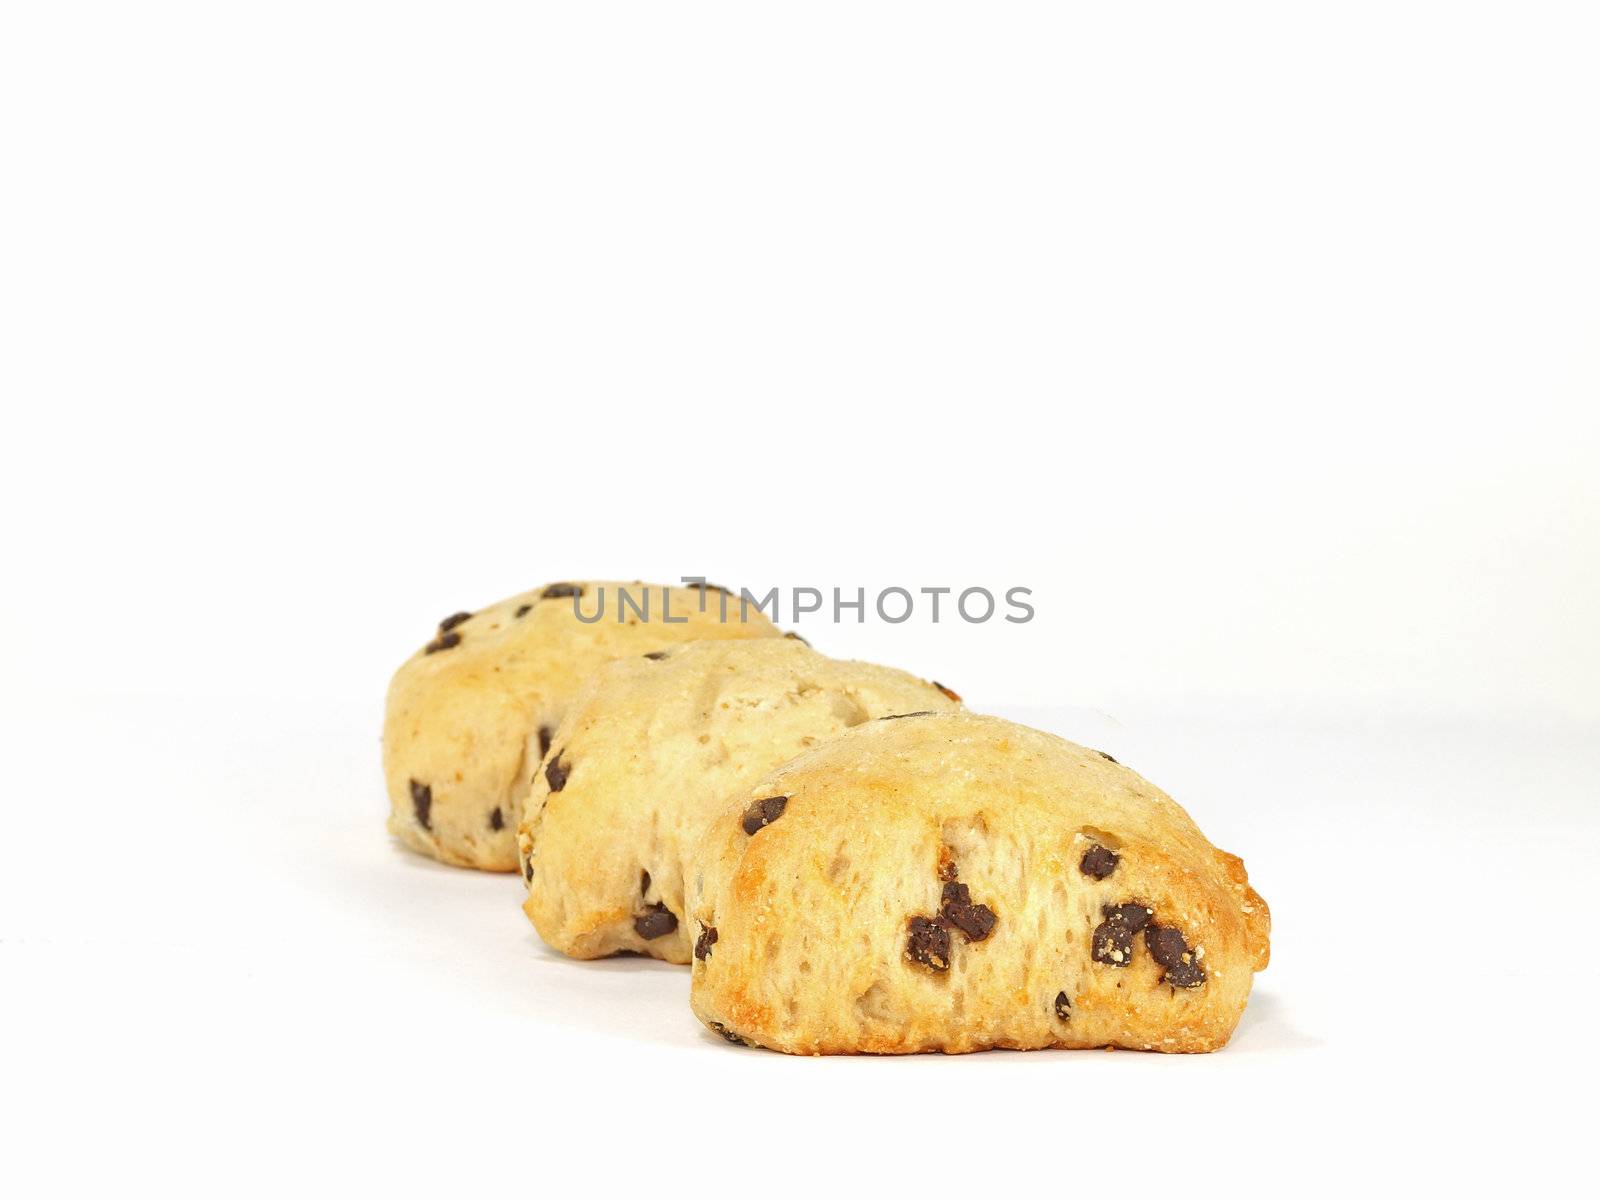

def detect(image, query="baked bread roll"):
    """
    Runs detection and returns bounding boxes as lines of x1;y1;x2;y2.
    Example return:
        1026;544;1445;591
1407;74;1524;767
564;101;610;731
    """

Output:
687;710;1269;1054
383;581;779;870
517;638;961;960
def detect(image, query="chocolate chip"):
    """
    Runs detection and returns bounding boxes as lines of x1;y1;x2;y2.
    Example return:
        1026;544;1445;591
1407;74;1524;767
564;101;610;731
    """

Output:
1054;991;1072;1021
1146;925;1207;988
905;915;951;971
708;1021;746;1046
423;630;461;654
1104;902;1153;931
784;631;810;646
514;603;533;618
1096;749;1118;764
945;904;997;943
1092;921;1135;966
937;857;958;883
634;903;678;940
537;724;553;760
542;583;583;599
1167;961;1208;990
644;651;669;660
640;869;651;895
940;881;997;942
1079;844;1119;880
545;751;570;792
687;581;730;593
1092;903;1153;966
695;924;718;961
438;611;472;632
880;710;934;720
489;807;504;831
1144;925;1186;967
521;858;533;883
741;795;788;835
932;680;962;702
409;779;432;830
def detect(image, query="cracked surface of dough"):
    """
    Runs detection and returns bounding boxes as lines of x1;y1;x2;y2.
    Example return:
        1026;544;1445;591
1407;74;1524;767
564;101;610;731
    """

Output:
518;638;960;959
688;710;1270;1054
383;582;779;870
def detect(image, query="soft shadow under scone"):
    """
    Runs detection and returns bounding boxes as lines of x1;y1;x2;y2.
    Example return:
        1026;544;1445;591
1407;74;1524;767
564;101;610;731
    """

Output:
687;710;1270;1054
382;582;779;871
517;638;962;961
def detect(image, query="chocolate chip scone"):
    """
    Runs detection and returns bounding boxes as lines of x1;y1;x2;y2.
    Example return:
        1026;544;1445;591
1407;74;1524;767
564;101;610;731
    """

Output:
688;710;1270;1054
518;638;962;961
383;581;779;871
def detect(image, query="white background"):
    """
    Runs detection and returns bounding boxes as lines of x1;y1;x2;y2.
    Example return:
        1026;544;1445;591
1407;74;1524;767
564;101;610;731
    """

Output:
2;3;1596;1195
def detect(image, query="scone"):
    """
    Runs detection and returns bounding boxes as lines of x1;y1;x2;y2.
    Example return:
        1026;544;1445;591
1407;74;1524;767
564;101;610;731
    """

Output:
383;581;779;871
687;711;1270;1054
517;639;962;961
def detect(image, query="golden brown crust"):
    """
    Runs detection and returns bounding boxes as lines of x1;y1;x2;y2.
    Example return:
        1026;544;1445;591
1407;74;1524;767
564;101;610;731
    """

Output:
517;639;960;960
382;582;779;871
688;711;1270;1054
